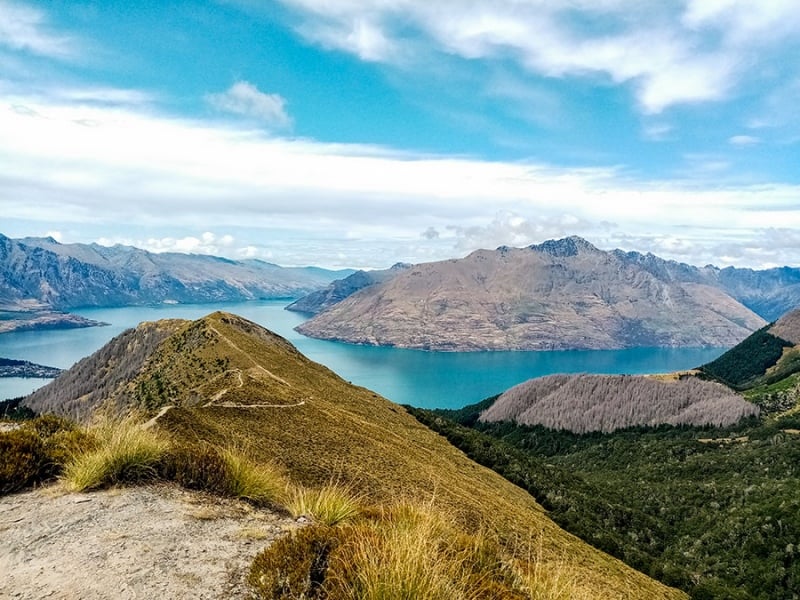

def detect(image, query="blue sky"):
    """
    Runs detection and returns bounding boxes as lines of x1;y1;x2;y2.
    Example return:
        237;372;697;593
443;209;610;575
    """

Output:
1;0;799;269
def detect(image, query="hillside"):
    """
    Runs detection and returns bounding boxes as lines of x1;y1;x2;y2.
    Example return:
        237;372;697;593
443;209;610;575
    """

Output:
411;340;800;598
0;234;346;314
22;311;684;599
285;262;410;314
479;373;758;433
298;236;765;351
700;307;800;390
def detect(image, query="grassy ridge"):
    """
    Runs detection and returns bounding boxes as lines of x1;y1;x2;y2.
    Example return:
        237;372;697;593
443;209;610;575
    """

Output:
4;312;686;599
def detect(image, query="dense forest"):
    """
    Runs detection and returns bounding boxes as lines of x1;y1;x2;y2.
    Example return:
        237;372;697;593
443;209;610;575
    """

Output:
410;376;800;599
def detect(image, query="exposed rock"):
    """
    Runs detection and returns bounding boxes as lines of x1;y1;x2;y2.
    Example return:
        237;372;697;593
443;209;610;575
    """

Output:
297;237;766;351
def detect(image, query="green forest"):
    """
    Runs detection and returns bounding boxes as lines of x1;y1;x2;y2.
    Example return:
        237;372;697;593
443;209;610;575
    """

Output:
409;377;800;600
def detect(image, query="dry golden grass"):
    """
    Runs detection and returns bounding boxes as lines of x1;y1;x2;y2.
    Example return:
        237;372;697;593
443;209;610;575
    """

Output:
62;416;168;492
285;480;362;526
219;448;287;505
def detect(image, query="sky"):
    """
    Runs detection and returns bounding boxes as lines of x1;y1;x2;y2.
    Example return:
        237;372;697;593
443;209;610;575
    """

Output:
1;0;799;270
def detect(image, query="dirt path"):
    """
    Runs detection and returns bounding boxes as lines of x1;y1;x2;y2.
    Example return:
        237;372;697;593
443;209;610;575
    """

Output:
0;483;298;599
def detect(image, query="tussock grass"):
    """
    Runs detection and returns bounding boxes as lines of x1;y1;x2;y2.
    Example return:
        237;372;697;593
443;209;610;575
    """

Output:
62;416;168;491
251;501;529;600
286;481;362;526
219;448;287;505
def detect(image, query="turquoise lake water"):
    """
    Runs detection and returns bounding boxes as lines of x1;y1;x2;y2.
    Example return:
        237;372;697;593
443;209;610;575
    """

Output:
0;300;727;409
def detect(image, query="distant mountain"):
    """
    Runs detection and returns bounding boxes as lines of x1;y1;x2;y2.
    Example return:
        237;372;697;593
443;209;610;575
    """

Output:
285;262;411;314
297;236;767;351
0;234;349;312
21;311;683;599
613;249;800;321
478;373;757;433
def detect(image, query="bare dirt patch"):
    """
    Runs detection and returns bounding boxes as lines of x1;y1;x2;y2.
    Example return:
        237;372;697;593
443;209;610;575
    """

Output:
0;483;298;599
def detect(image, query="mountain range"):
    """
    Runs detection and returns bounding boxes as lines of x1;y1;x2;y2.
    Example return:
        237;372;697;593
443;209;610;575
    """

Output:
0;234;350;312
297;236;781;351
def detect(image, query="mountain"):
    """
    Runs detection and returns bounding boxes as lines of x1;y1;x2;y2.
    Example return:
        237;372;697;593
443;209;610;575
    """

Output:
0;234;349;312
478;373;758;433
700;306;800;390
21;311;683;599
297;236;766;351
285;262;411;314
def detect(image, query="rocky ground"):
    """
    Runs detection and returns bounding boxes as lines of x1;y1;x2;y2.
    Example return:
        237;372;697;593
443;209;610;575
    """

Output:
0;483;298;599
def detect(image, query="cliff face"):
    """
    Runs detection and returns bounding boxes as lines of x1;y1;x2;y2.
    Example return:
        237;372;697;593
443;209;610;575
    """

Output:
0;234;344;311
297;237;767;351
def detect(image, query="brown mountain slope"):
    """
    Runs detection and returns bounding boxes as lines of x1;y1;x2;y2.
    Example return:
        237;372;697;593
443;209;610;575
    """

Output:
479;373;758;433
297;237;765;351
24;311;685;599
769;306;800;345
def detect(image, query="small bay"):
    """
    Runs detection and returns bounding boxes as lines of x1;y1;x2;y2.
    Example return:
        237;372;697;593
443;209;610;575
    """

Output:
0;300;726;409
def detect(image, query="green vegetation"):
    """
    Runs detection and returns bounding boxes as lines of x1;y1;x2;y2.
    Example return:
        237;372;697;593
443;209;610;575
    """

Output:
700;325;792;388
0;415;90;494
412;383;800;600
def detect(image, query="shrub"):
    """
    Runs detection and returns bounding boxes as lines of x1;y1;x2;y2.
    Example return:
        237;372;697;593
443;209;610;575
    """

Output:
249;525;340;599
0;428;45;494
0;416;89;495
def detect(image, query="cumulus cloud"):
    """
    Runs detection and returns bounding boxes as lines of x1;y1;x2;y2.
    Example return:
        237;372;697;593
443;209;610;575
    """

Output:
96;232;237;256
277;0;800;113
206;81;292;129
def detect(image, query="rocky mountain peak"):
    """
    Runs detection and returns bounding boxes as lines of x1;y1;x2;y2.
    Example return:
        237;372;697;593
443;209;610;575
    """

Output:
528;236;599;257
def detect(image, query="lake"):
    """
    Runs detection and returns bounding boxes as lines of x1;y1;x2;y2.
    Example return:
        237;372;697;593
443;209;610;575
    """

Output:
0;301;726;409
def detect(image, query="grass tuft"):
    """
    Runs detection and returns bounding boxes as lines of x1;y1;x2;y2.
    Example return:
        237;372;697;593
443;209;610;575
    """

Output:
219;448;287;506
62;416;168;492
286;481;362;526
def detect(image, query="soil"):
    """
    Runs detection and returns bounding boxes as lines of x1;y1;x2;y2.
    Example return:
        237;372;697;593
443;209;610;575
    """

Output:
0;483;298;599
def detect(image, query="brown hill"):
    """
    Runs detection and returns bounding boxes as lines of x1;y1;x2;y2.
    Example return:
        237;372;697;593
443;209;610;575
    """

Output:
479;373;758;434
23;311;684;599
297;237;765;351
769;306;800;345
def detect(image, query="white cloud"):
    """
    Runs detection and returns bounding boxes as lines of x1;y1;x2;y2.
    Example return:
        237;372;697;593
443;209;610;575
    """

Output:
729;135;760;146
0;1;77;59
277;0;800;113
3;88;800;269
206;81;292;129
96;232;237;256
